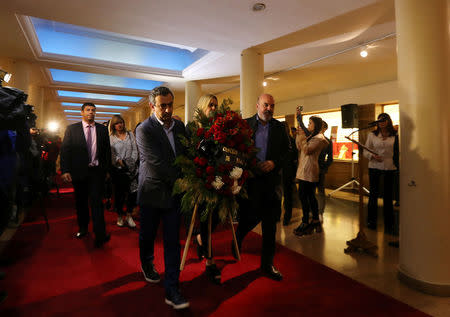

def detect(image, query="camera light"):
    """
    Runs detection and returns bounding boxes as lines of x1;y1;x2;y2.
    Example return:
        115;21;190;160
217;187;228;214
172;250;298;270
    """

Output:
48;121;59;132
360;50;368;58
263;81;267;87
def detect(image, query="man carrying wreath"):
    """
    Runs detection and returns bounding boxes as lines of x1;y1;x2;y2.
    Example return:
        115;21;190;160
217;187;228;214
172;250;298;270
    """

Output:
233;93;289;281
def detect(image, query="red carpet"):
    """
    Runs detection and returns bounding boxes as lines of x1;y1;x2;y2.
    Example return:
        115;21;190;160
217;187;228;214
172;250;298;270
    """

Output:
0;193;428;316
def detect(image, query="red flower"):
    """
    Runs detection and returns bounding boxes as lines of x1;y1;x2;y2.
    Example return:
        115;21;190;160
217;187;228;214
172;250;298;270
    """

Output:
218;164;227;173
205;183;213;189
238;143;246;153
207;175;215;183
196;128;205;137
206;166;215;175
198;157;208;166
196;168;203;177
194;157;200;165
214;132;227;144
222;175;233;185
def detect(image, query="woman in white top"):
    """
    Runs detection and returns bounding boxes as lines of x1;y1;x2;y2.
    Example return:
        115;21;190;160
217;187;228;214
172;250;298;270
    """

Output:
363;113;399;233
294;115;329;236
109;115;139;228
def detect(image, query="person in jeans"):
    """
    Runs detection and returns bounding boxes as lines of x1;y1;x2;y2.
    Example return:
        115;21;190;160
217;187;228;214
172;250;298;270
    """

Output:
135;87;189;310
363;113;399;234
109;115;138;228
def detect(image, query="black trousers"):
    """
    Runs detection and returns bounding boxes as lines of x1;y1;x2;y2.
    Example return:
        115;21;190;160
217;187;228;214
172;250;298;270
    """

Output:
72;167;107;239
368;168;395;231
282;168;296;223
236;178;278;267
298;180;318;223
316;171;326;214
111;170;136;216
139;204;181;291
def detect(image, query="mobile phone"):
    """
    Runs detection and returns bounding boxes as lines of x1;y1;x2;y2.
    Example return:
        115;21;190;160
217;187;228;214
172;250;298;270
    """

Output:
296;105;303;112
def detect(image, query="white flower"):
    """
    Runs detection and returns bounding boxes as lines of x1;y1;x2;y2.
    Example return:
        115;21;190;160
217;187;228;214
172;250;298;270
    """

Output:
211;176;224;190
230;166;243;180
231;179;242;195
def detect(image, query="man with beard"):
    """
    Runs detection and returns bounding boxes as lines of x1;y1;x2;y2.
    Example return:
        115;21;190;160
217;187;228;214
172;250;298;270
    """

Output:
60;103;111;247
135;86;189;310
233;93;289;281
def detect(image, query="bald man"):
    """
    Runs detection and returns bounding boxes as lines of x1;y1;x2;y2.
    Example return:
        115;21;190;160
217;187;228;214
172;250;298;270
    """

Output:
234;94;289;281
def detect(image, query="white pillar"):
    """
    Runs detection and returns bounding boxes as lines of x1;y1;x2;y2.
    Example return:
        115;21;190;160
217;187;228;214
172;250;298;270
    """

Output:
185;81;201;123
395;0;450;295
240;48;264;119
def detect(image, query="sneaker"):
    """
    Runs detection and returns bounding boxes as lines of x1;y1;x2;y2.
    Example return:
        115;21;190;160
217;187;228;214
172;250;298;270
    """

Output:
126;215;136;228
141;262;160;283
165;289;190;310
117;216;124;227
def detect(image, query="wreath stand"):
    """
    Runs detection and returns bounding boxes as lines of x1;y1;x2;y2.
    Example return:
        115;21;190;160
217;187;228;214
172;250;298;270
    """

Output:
180;203;241;270
343;133;378;257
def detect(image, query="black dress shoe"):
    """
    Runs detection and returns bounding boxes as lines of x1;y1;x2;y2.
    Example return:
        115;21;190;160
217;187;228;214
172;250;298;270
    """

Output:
261;265;283;281
75;230;88;239
141;262;160;283
205;263;221;285
94;234;110;248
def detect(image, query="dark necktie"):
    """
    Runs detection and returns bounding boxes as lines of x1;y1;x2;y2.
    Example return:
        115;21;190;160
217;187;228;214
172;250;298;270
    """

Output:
86;125;92;164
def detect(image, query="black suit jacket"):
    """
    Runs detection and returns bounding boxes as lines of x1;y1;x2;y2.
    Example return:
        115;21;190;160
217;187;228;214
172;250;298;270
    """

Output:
135;114;186;209
246;114;289;189
60;122;111;181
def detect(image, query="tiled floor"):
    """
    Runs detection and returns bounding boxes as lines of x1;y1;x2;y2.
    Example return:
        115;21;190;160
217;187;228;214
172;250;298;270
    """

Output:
253;189;450;317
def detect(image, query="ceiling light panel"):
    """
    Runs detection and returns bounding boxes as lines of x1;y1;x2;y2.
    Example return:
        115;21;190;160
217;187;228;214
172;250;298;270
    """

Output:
57;90;141;102
61;102;129;110
32;17;208;71
50;69;162;91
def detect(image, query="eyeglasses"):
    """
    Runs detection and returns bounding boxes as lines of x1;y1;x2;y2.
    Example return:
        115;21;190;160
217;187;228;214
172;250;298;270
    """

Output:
156;102;173;110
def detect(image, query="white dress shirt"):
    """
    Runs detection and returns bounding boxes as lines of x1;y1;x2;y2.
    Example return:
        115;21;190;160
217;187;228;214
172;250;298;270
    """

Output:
155;116;176;155
363;132;396;170
82;120;98;166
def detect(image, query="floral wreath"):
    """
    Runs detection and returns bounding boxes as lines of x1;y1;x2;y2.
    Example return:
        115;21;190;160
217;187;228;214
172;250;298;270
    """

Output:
174;98;257;222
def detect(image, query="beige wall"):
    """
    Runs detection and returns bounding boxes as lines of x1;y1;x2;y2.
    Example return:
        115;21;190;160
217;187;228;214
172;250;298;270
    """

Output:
275;80;398;116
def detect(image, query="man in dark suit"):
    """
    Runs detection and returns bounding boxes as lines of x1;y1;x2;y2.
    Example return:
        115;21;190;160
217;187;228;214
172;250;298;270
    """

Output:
234;93;289;281
135;86;189;310
60;102;111;247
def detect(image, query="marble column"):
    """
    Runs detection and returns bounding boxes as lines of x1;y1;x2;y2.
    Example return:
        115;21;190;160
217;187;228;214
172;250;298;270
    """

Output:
185;81;201;123
240;48;264;119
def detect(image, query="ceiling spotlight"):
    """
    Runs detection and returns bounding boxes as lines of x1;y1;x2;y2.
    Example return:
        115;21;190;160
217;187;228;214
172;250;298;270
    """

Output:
360;50;368;58
252;3;266;12
263;81;267;87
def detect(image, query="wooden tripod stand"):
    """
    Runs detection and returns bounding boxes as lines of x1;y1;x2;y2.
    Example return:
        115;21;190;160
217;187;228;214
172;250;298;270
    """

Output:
180;203;241;270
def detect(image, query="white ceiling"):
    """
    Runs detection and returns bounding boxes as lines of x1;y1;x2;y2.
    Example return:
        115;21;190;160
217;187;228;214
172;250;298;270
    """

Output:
1;0;407;120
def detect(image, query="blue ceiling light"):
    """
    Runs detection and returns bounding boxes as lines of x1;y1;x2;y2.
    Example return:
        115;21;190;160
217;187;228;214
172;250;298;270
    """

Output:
31;17;209;72
57;90;142;102
64;109;121;115
61;102;129;110
50;69;162;91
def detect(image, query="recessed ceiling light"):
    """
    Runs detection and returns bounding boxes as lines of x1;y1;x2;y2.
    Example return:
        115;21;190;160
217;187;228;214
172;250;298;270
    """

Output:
360;50;368;58
263;81;267;87
253;3;266;12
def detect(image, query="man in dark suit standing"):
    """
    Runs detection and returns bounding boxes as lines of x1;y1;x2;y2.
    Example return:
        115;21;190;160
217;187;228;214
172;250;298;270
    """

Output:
234;93;289;281
60;102;111;247
135;87;189;310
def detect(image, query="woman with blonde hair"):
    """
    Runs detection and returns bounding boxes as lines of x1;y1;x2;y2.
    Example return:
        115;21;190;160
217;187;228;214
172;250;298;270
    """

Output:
109;115;138;228
192;94;222;284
